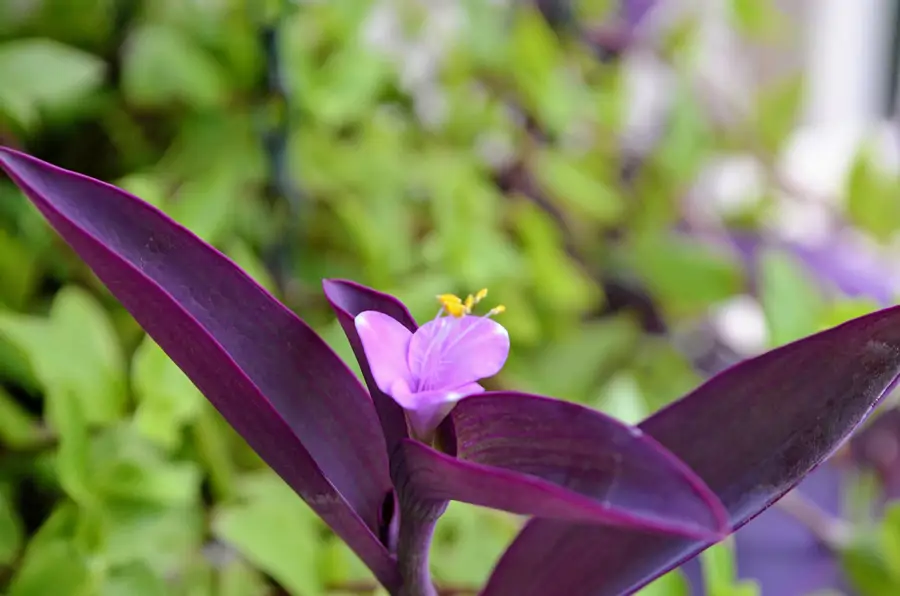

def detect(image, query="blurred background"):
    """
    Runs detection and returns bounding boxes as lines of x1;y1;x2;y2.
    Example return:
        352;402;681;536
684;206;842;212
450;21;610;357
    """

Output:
1;0;900;594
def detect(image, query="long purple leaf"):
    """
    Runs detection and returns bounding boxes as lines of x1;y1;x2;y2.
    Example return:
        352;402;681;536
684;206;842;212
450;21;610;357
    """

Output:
0;149;400;589
481;305;900;595
323;279;411;456
395;393;727;539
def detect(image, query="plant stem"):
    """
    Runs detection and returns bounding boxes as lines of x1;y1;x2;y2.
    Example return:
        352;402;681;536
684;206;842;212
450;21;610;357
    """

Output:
396;500;445;596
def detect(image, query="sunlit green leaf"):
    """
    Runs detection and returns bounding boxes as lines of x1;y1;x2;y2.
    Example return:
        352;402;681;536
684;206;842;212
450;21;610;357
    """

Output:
846;147;900;242
8;540;90;596
0;286;127;426
758;249;826;347
132;336;204;451
0;38;105;129
213;471;323;596
123;24;229;108
0;486;23;565
532;149;624;224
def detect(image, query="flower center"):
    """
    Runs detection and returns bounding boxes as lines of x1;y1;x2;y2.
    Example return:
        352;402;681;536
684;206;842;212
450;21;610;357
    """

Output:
436;288;505;319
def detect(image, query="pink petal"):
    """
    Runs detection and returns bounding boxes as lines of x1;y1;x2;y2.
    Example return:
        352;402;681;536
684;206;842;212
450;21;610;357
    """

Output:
397;383;485;439
408;316;510;391
354;311;414;396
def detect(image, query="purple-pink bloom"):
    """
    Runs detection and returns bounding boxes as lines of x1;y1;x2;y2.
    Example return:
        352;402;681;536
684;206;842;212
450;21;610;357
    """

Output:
355;308;510;438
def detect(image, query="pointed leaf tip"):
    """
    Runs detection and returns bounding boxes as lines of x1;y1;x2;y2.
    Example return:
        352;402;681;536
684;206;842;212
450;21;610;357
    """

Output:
482;305;900;596
396;393;727;540
324;279;414;454
0;149;399;589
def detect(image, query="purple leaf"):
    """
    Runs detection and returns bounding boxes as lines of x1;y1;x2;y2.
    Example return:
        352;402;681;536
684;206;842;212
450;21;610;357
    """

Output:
729;232;898;306
680;464;847;596
482;306;900;596
395;393;727;539
0;149;400;590
323;279;412;456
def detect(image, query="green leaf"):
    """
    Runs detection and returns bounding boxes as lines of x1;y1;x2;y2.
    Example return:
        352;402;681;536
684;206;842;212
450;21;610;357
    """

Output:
0;486;23;564
753;75;805;154
625;235;743;317
132;336;204;451
513;202;600;314
0;229;40;309
49;387;95;508
820;299;880;330
846;147;900;242
882;503;900;581
102;563;168;596
100;502;204;575
729;0;788;39
307;41;391;127
758;249;827;347
91;428;202;507
596;372;649;425
8;540;91;596
633;339;702;412
701;538;738;592
637;569;690;596
507;8;585;134
218;560;270;596
700;538;761;596
431;502;520;586
532;149;624;224
123;25;229;108
0;385;42;449
0;286;128;426
164;166;242;245
508;315;640;402
212;471;323;596
842;541;899;596
0;38;105;129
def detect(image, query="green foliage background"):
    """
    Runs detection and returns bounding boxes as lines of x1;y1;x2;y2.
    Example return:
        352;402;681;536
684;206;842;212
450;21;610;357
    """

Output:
1;1;899;595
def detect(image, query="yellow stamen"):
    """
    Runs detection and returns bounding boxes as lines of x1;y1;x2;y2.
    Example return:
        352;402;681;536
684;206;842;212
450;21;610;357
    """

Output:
445;301;468;318
437;293;462;306
436;289;505;318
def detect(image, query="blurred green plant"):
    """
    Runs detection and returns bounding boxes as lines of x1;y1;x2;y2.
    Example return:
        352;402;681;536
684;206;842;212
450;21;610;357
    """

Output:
0;0;896;595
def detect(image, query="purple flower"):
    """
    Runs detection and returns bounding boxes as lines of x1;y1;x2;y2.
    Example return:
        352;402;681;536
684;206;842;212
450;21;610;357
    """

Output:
355;291;510;438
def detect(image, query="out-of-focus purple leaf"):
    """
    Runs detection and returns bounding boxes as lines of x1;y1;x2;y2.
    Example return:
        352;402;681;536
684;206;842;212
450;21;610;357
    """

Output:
622;0;657;29
395;393;727;539
323;279;412;456
0;149;400;589
729;232;898;306
481;305;900;596
682;464;847;596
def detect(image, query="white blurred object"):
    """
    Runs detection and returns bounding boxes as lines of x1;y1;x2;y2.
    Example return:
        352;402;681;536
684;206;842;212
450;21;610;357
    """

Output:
710;295;769;356
803;0;893;129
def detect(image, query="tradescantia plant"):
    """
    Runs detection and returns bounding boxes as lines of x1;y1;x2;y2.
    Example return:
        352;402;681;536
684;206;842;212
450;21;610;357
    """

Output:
3;148;900;595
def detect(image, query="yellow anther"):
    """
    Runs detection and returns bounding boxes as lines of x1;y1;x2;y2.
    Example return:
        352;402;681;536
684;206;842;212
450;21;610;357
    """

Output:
445;301;468;318
437;289;504;318
437;293;462;306
437;293;468;317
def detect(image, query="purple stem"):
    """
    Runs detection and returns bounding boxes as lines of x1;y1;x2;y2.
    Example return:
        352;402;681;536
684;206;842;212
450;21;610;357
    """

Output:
396;504;443;596
393;451;448;596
